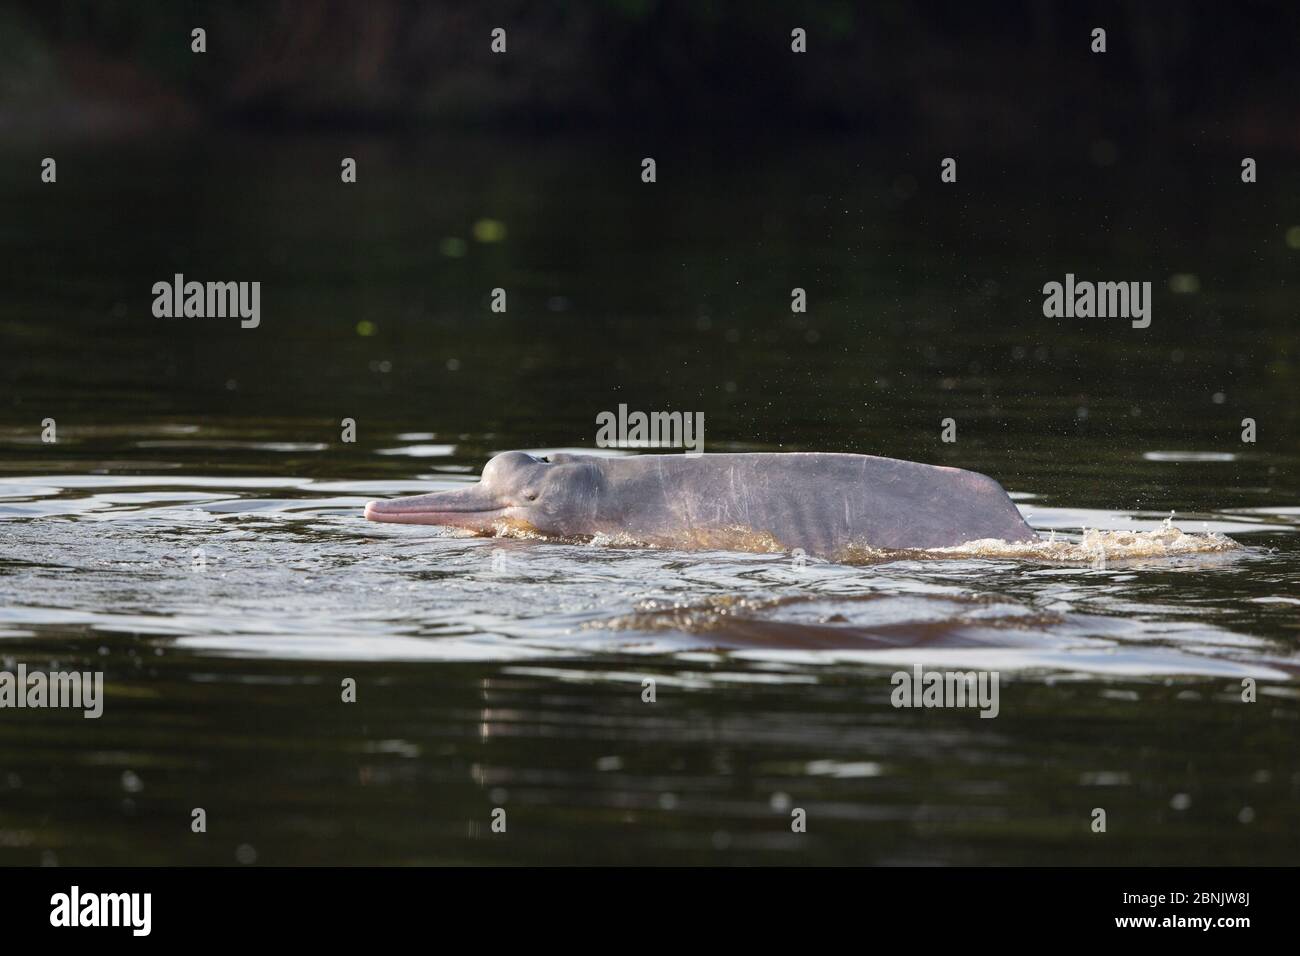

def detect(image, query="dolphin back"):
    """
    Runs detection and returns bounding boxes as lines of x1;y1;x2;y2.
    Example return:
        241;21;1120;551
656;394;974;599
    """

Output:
589;452;1035;555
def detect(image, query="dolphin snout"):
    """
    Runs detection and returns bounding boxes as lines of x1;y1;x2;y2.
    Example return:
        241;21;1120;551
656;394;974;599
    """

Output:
364;486;507;528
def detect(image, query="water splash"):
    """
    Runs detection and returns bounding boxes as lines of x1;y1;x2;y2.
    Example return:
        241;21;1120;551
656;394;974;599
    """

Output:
840;517;1240;566
486;517;1239;566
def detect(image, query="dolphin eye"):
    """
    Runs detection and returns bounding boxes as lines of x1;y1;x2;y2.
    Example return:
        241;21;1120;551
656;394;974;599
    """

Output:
522;489;539;502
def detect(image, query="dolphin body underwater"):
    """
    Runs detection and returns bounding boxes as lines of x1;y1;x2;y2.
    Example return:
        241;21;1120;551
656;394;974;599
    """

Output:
364;451;1037;558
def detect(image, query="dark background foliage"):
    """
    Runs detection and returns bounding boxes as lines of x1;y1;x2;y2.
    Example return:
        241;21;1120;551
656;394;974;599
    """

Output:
2;1;1297;146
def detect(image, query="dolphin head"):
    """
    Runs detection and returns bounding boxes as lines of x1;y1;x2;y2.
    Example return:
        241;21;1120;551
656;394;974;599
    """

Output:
364;451;606;537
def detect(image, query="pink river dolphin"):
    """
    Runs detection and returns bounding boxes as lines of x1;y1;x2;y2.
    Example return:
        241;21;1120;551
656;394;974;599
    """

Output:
364;451;1037;558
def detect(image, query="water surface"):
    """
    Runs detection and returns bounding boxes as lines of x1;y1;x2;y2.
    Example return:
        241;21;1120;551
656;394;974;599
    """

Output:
1;134;1297;864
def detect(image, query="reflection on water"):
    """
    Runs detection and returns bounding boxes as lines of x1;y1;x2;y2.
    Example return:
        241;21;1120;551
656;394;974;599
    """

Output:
0;134;1298;864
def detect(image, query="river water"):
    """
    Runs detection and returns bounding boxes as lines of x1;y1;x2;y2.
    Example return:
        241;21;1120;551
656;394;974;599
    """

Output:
0;134;1296;864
